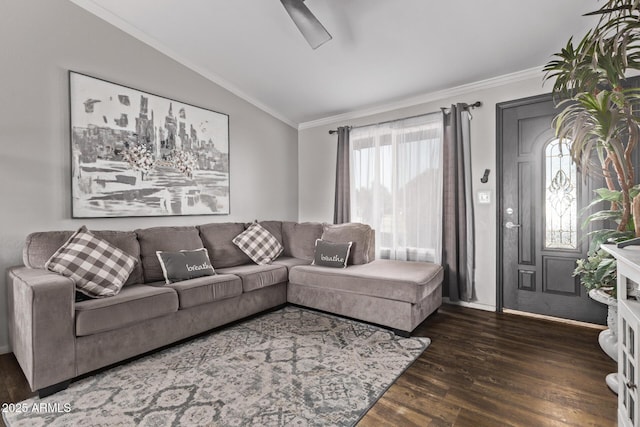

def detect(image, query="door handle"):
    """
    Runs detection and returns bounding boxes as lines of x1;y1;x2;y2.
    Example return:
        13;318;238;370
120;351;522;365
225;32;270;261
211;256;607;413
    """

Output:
505;221;521;229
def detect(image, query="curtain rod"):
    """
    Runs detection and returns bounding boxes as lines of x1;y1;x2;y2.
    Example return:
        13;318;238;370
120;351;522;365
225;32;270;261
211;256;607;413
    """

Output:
440;101;482;112
328;112;430;135
328;101;481;134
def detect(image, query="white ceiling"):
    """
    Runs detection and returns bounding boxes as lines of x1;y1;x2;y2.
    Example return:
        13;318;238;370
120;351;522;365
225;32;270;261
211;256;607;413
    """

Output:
71;0;598;127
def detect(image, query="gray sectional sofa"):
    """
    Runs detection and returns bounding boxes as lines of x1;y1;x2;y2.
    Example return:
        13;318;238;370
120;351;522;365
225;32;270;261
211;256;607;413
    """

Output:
7;220;443;397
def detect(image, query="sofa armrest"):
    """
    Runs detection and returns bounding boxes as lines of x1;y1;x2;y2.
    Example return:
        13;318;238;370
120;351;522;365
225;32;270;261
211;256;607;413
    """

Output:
7;266;75;391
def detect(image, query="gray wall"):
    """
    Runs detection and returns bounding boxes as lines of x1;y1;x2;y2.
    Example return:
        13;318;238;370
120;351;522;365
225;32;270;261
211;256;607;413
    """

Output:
0;0;298;352
298;75;551;311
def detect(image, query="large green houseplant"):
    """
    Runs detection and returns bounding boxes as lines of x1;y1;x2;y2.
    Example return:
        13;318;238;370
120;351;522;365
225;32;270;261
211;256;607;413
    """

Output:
544;0;640;296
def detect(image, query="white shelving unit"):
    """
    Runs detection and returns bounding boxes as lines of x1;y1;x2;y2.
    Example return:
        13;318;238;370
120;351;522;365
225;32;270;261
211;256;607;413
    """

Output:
602;244;640;427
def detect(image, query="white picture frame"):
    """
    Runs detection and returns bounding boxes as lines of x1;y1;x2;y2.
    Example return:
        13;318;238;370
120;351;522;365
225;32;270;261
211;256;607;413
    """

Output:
69;71;230;218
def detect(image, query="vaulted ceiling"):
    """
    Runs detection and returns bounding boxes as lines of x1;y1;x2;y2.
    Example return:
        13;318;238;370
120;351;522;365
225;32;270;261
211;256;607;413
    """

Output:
71;0;598;127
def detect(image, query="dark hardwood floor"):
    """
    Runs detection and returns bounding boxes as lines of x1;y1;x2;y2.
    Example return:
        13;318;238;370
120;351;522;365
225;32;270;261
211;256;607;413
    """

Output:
361;304;617;426
0;304;616;426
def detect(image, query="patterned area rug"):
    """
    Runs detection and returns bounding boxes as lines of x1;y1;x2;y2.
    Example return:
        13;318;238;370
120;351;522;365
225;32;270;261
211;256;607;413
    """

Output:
3;307;430;426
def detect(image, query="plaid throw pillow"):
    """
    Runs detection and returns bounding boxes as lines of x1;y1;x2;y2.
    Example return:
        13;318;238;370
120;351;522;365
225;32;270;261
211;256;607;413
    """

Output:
232;223;284;265
45;226;138;298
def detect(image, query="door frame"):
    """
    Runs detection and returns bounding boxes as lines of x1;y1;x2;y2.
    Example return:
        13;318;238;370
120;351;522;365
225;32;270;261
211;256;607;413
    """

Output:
495;93;554;313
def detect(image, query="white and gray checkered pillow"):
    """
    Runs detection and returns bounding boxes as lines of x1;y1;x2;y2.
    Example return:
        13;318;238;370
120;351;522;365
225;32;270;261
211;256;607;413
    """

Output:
45;226;138;298
232;223;284;265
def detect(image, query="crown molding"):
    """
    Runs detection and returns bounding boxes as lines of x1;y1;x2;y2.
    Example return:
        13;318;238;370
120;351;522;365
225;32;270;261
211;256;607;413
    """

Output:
298;66;546;130
69;0;297;129
69;0;548;132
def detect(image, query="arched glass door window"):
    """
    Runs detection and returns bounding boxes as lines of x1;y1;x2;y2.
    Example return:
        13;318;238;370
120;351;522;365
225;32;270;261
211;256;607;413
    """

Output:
544;138;578;249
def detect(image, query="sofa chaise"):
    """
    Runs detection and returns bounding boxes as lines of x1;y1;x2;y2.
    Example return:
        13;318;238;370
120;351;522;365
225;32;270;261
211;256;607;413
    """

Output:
7;220;443;397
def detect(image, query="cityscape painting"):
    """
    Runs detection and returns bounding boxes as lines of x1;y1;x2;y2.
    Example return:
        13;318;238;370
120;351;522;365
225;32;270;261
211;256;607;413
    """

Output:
69;71;230;218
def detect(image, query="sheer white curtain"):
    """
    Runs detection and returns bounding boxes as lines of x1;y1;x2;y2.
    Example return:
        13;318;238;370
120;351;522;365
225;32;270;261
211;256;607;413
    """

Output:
350;113;443;263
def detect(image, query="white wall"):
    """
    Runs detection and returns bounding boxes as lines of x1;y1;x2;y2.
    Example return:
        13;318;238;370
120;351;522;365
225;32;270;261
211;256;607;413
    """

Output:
298;74;552;310
0;0;298;353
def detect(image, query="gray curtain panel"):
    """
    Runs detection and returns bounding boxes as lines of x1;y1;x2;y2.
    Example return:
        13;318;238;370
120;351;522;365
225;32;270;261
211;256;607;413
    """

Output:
333;126;351;224
442;104;475;302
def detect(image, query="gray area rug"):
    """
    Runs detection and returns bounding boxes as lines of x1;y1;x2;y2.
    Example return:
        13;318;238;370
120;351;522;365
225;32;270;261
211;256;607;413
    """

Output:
3;306;430;426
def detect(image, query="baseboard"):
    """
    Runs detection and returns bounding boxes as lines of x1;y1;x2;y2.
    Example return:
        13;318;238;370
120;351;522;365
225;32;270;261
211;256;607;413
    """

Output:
442;298;496;312
0;344;11;355
503;308;607;330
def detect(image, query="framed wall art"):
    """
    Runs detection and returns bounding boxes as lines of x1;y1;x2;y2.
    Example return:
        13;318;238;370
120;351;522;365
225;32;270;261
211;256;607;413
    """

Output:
69;71;230;218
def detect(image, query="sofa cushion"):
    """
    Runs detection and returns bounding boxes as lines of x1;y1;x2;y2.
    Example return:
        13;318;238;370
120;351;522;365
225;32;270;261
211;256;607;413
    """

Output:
217;264;288;293
75;284;179;336
289;259;443;304
156;248;215;284
157;274;243;309
233;223;284;265
312;239;352;268
24;229;143;286
321;223;374;265
198;222;252;268
281;222;323;260
45;226;138;298
136;226;204;283
24;230;73;269
271;256;312;271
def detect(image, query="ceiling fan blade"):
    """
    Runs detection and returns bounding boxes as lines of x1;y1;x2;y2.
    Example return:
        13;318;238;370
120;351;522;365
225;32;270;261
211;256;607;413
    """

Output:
280;0;332;49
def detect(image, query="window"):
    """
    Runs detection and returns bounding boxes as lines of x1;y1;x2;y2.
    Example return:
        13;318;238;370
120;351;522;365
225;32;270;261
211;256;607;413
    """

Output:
350;113;443;263
544;138;578;249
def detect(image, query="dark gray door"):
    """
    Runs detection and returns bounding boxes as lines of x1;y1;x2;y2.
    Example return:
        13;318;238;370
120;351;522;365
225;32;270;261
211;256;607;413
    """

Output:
497;95;606;324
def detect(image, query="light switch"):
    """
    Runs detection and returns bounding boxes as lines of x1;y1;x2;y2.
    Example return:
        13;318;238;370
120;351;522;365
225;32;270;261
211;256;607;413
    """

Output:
478;191;491;204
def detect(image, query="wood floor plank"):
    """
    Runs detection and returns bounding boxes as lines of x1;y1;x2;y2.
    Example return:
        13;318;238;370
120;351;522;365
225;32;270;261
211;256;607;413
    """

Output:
469;378;615;425
379;384;461;426
359;304;617;426
0;304;617;426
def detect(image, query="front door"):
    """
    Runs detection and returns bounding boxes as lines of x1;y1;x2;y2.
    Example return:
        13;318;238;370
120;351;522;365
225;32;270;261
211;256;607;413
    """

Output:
498;94;606;324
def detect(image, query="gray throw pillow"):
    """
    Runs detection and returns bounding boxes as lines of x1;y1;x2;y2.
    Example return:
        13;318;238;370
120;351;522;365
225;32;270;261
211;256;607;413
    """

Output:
312;239;352;268
321;222;374;265
156;248;215;284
